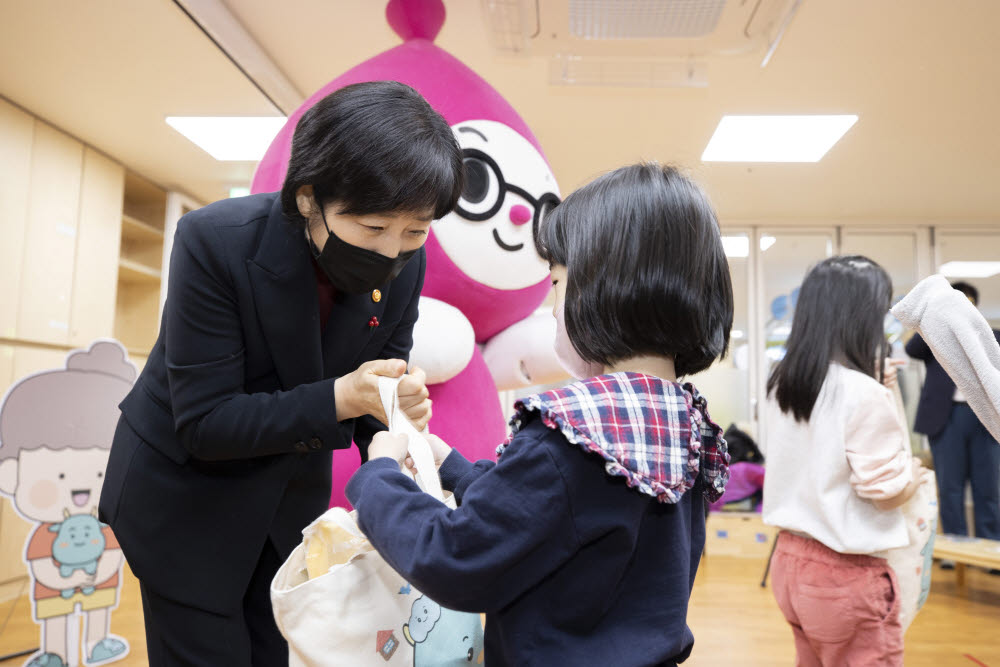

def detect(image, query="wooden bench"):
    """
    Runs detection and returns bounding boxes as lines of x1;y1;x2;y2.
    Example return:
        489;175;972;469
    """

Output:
705;511;777;559
933;534;1000;586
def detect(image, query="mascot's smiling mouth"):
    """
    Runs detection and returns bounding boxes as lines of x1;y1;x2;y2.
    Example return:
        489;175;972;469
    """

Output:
72;489;91;507
492;229;523;252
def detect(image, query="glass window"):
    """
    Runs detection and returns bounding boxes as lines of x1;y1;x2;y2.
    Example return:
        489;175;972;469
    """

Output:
687;232;752;434
755;231;835;442
937;232;1000;327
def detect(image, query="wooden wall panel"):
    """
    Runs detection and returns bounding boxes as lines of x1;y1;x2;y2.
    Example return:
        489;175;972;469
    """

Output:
17;122;83;345
71;148;125;345
0;99;34;339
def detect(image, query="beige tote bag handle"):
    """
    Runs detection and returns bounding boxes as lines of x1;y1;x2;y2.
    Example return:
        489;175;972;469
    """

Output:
377;376;445;502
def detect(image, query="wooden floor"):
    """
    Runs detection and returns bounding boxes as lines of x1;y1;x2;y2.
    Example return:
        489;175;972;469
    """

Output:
686;557;1000;666
1;556;998;665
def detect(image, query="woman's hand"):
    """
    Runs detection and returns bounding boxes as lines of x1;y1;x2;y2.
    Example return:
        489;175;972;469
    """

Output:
334;359;431;429
368;432;410;465
397;366;432;430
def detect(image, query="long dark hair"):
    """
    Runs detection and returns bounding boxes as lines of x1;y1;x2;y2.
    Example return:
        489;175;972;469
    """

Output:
767;255;892;422
536;162;733;376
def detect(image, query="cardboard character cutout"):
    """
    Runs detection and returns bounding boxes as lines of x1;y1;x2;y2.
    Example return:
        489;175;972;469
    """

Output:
0;341;134;667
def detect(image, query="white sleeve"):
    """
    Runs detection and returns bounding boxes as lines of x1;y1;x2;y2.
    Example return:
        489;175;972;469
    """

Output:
892;275;1000;442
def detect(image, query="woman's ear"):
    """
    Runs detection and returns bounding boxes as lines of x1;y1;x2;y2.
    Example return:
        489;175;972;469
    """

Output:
295;185;314;219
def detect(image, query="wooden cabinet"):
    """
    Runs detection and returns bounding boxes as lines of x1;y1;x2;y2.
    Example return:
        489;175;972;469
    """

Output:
71;149;125;346
17;122;83;345
0;100;33;340
0;99;199;359
114;172;167;353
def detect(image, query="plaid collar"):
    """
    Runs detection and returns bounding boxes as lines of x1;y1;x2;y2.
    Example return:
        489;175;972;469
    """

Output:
499;372;729;504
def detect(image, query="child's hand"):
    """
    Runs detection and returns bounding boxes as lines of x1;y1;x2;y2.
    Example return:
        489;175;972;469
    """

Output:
403;434;453;476
912;458;933;484
882;358;906;389
368;432;410;466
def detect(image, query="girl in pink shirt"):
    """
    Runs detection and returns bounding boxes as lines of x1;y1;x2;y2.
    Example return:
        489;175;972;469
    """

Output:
763;255;928;667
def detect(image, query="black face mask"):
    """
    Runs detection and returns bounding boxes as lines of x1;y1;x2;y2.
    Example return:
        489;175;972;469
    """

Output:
307;205;419;294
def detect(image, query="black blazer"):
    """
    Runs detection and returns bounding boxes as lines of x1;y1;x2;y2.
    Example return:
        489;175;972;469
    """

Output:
98;193;424;614
906;329;1000;438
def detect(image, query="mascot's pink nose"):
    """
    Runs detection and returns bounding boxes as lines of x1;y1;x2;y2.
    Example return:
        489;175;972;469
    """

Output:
509;205;532;225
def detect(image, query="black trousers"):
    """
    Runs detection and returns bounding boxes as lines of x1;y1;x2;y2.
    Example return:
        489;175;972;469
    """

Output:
140;539;287;666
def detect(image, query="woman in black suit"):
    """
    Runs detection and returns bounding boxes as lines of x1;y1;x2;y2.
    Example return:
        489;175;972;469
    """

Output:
98;81;463;666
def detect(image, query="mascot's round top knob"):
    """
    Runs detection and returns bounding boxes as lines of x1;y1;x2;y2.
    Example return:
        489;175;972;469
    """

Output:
386;0;446;42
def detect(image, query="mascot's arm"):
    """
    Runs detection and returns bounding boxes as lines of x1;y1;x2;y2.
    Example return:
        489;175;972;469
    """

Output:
408;297;476;384
483;312;566;391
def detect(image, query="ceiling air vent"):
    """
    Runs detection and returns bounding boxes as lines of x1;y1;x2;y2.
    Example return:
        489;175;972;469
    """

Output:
482;0;803;85
569;0;728;40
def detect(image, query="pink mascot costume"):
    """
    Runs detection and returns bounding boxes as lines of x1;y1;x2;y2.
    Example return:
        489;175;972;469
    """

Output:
252;0;561;508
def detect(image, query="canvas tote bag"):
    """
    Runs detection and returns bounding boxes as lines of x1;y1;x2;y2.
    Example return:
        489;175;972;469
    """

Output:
875;381;938;632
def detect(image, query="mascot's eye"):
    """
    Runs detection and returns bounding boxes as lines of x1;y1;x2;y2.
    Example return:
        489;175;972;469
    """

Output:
467;648;474;661
462;158;490;204
456;151;504;221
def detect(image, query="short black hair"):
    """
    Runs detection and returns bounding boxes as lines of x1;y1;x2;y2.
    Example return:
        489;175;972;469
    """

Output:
281;81;463;225
767;255;892;422
951;281;979;305
537;162;733;377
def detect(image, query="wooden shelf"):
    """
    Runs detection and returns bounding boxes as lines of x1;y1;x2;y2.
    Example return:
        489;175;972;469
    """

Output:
122;213;164;242
118;257;161;283
123;171;167;223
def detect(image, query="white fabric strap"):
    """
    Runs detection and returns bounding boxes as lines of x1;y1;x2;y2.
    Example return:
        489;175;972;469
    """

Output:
377;376;445;502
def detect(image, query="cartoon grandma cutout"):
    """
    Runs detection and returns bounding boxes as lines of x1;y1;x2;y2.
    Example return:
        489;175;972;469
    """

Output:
0;341;134;667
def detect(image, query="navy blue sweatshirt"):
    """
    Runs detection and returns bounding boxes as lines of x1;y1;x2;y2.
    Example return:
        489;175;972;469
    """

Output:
346;414;708;666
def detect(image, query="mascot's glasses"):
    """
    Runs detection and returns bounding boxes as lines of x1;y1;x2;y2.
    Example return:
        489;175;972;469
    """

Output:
456;148;561;248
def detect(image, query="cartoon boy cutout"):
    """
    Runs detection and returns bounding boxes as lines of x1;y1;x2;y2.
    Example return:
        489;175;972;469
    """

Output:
0;341;133;667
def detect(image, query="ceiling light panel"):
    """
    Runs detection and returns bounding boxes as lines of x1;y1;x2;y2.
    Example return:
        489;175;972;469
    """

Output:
939;261;1000;279
702;115;858;162
166;116;286;161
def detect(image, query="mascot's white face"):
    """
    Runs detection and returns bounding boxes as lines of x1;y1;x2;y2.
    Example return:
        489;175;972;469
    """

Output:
432;120;560;290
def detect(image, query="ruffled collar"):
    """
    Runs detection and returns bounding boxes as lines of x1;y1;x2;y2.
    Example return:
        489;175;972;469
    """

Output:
498;373;729;504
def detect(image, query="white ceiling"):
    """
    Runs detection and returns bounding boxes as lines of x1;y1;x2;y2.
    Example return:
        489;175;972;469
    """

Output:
1;0;999;223
0;0;276;205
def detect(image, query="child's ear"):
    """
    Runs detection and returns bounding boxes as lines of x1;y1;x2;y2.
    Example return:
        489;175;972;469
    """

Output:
0;459;16;496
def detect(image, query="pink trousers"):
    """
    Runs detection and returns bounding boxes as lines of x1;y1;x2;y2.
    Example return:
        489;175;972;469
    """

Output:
770;531;903;667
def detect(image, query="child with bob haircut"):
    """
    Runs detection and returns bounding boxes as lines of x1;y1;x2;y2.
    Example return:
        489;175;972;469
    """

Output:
763;255;929;666
348;163;733;666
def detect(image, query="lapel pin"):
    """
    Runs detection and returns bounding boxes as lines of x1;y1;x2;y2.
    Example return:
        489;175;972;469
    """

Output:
372;289;382;303
368;316;380;329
